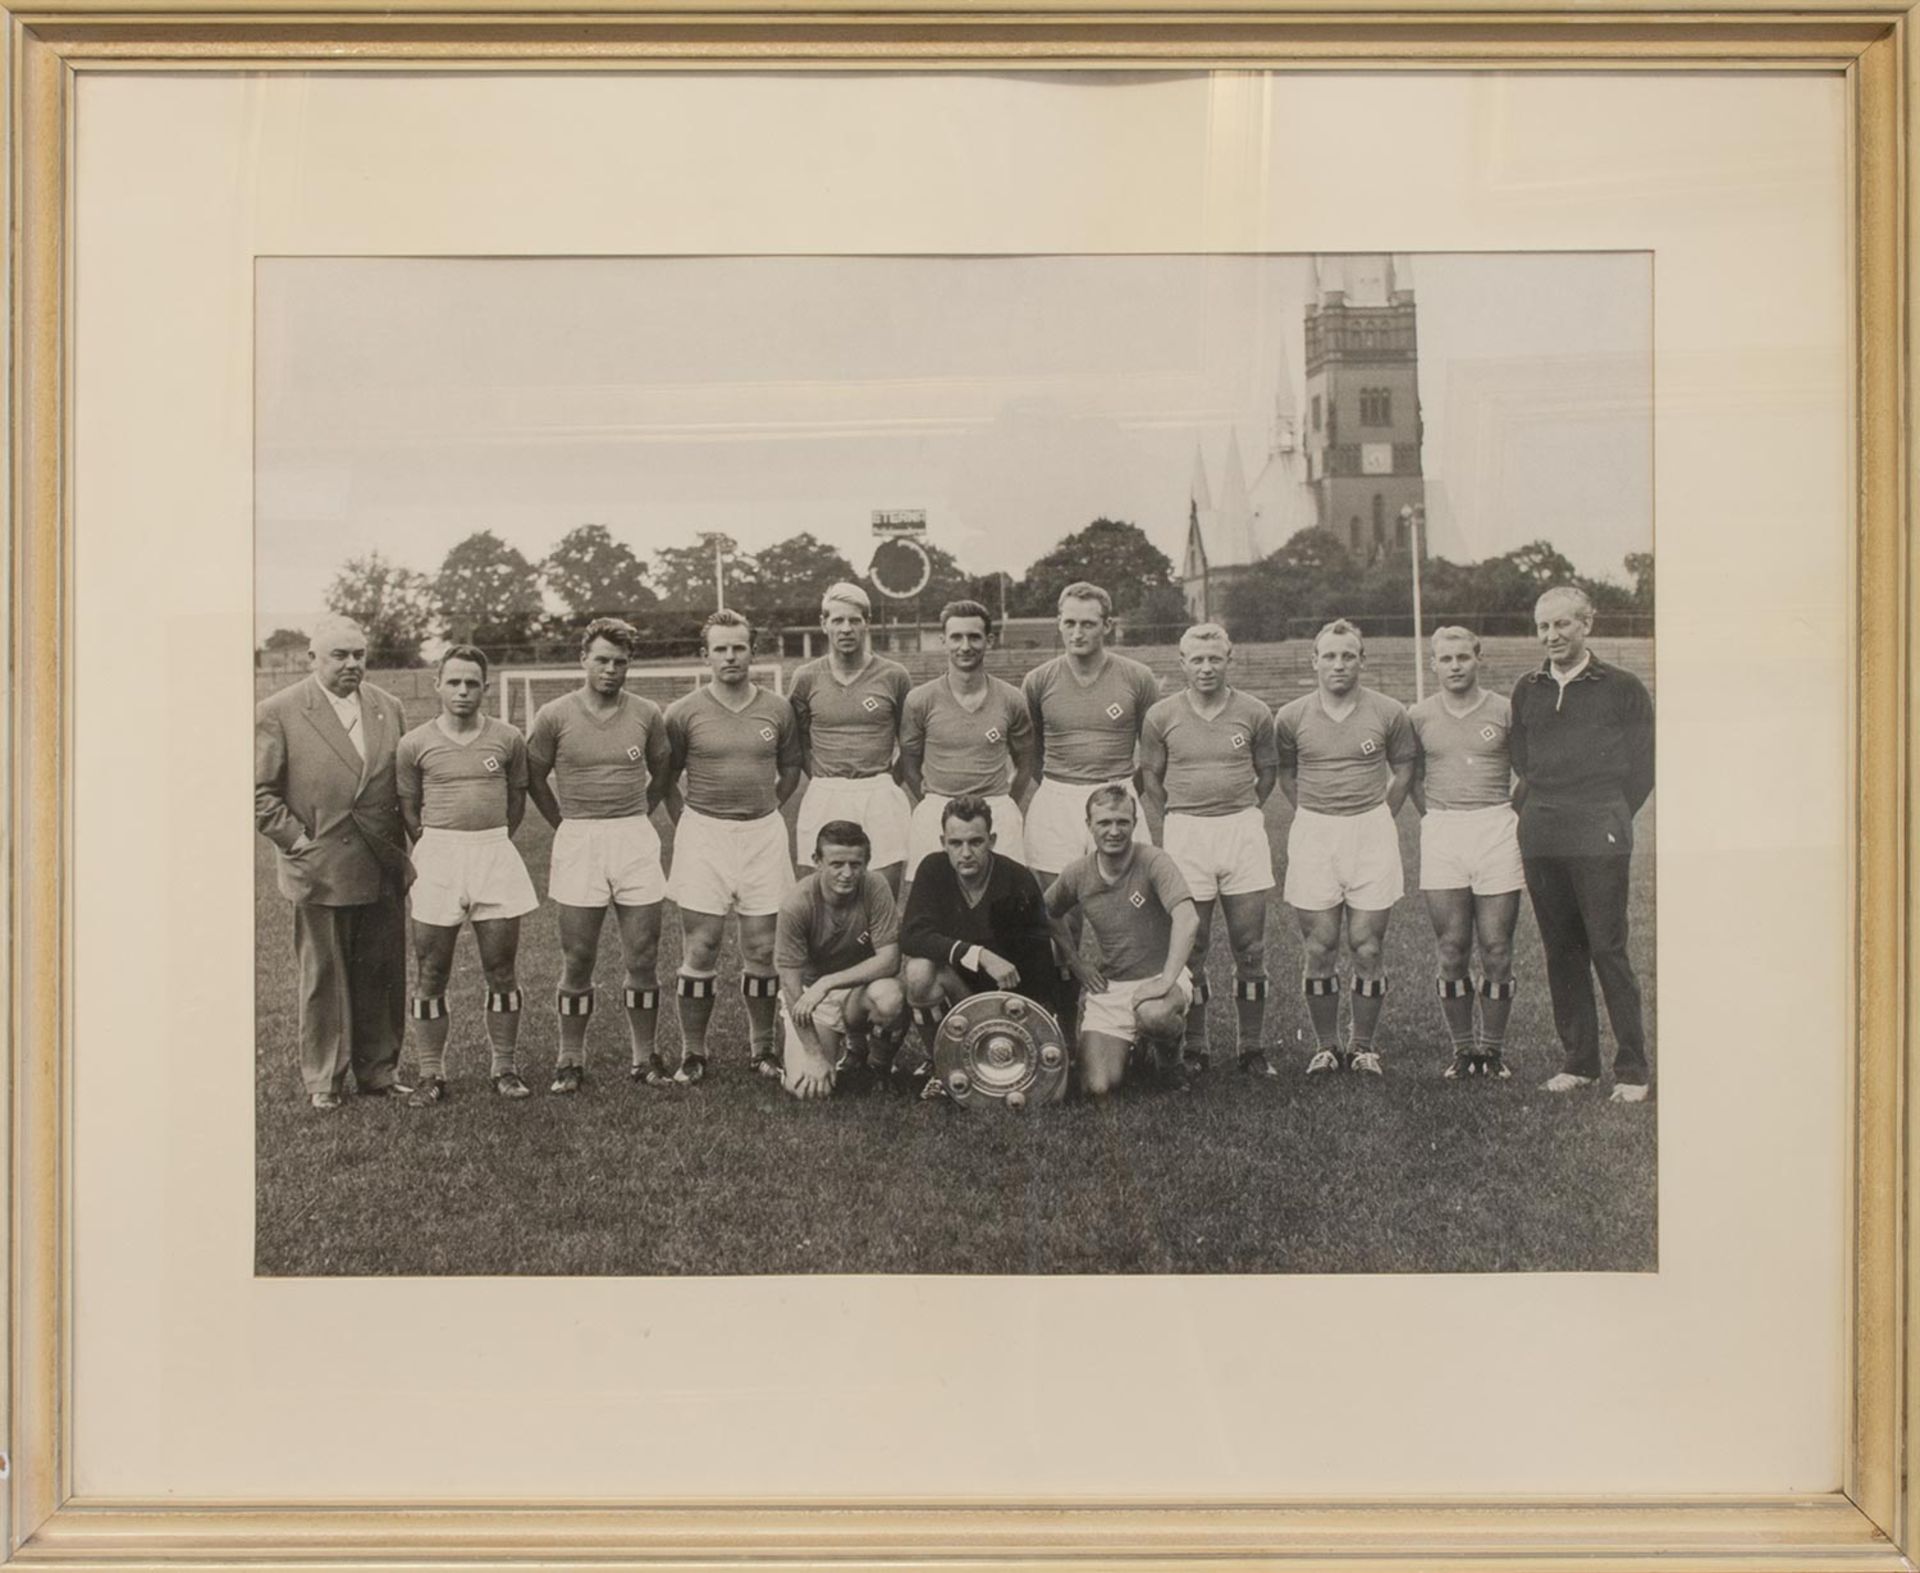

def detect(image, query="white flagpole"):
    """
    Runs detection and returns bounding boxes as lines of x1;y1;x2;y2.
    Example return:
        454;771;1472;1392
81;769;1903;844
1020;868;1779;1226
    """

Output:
1405;505;1426;704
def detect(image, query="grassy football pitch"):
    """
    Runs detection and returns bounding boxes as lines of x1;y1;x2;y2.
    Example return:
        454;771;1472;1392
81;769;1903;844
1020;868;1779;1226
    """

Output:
255;641;1656;1277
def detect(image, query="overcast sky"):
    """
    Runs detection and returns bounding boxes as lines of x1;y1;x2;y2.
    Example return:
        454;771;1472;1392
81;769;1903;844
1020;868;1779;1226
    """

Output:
256;252;1651;636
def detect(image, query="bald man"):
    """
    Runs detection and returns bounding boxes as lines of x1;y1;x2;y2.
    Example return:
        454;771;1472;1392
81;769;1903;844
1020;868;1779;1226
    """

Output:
254;617;412;1109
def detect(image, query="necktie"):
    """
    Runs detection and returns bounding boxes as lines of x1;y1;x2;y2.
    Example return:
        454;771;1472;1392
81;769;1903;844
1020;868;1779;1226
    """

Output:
343;705;366;761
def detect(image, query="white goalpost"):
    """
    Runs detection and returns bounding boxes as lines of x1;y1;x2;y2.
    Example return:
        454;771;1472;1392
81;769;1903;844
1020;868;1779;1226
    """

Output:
497;662;784;729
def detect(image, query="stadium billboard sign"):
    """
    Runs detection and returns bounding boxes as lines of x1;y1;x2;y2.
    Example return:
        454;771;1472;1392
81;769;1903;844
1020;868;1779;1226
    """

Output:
871;508;927;535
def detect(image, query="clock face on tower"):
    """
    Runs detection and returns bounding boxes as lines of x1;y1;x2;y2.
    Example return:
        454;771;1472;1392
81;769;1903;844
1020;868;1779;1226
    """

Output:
1361;441;1393;475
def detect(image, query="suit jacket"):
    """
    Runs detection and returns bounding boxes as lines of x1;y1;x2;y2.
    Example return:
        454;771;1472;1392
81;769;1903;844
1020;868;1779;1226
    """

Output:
255;675;410;906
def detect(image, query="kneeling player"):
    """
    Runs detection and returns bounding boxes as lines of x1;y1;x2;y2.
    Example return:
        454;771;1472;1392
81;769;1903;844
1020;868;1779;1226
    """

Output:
396;646;539;1104
1044;786;1199;1096
1409;627;1523;1078
772;821;906;1099
899;795;1061;1083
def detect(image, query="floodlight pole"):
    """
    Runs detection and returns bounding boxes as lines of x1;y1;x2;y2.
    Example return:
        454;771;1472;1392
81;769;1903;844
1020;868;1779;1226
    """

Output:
713;535;725;610
1403;505;1427;704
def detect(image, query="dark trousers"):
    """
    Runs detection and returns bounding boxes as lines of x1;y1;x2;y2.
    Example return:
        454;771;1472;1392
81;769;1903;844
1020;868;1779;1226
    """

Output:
293;898;407;1096
1521;854;1648;1083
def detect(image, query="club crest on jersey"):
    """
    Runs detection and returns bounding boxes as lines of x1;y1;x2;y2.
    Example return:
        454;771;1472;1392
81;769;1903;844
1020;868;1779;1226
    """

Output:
1104;702;1125;720
1230;732;1247;749
985;726;1002;742
483;756;500;773
626;744;642;761
758;724;776;742
1480;725;1498;742
1127;891;1146;909
861;696;881;712
858;930;871;945
1361;738;1378;755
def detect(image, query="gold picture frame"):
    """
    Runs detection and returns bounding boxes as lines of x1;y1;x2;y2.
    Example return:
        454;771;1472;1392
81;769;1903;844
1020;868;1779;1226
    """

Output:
6;7;1912;1568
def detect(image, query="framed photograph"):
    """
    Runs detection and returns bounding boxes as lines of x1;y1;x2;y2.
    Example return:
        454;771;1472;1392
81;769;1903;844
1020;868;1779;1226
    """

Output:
7;5;1912;1570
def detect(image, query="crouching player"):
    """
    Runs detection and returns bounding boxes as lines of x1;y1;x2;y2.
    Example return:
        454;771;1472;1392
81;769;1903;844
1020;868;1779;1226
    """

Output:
1044;785;1199;1096
1140;623;1279;1076
396;646;539;1104
772;820;906;1099
899;795;1062;1088
1409;627;1523;1078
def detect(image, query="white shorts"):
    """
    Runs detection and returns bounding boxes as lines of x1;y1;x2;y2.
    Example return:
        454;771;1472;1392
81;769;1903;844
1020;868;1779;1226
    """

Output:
1419;804;1525;895
1080;974;1192;1045
1024;777;1150;875
666;808;797;917
410;826;539;927
907;792;1026;873
548;814;666;908
1283;803;1405;912
796;774;912;869
1162;807;1275;900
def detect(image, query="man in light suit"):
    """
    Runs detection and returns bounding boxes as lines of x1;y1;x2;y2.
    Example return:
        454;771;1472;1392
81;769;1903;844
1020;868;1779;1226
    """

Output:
255;616;412;1109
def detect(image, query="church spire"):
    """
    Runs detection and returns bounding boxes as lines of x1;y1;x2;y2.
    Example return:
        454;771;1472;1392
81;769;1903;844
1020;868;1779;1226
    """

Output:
1189;442;1213;512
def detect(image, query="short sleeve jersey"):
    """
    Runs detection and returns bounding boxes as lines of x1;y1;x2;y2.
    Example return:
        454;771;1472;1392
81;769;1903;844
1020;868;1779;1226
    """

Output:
1407;691;1514;812
1274;686;1417;816
525;690;668;820
774;870;901;985
900;676;1031;797
787;656;911;779
1022;653;1162;784
396;717;527;832
663;686;802;820
1143;689;1278;816
1045;844;1193;982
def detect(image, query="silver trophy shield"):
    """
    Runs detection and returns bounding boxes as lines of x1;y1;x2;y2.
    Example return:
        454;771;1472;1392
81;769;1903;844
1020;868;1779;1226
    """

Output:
931;991;1069;1108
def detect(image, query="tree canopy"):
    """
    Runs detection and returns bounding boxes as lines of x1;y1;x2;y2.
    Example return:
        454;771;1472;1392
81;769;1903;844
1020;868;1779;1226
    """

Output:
543;524;656;621
435;531;544;648
324;551;433;667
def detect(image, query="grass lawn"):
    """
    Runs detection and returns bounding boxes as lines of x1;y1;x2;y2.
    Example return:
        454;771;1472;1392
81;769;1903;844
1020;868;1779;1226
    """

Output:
256;741;1657;1277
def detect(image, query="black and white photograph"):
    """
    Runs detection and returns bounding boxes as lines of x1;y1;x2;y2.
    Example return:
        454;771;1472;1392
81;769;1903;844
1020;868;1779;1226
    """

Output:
254;250;1654;1277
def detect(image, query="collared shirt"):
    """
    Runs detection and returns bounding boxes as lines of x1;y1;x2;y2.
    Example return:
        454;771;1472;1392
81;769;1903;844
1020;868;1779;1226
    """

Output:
1509;655;1654;857
322;683;366;759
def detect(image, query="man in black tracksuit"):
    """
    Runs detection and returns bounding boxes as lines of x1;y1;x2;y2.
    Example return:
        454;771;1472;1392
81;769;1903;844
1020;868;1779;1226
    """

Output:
1510;586;1656;1102
899;794;1065;1074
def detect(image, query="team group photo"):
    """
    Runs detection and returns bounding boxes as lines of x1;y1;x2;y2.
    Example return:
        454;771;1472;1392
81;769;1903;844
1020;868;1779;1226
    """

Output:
254;251;1656;1276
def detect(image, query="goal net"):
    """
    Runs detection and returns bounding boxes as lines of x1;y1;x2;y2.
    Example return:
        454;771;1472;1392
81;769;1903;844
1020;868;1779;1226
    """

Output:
497;662;784;730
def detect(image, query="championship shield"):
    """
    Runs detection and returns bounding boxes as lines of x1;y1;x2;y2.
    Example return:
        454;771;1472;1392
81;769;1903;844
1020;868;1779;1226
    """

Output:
931;991;1069;1108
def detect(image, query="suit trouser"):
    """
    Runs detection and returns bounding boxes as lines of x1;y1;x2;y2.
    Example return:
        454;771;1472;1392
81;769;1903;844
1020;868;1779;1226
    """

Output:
1521;853;1648;1083
293;897;407;1096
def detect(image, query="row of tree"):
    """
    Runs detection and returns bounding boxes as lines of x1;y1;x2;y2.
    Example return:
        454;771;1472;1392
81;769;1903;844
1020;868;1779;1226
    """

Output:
258;519;1653;669
1218;531;1653;641
268;520;1190;667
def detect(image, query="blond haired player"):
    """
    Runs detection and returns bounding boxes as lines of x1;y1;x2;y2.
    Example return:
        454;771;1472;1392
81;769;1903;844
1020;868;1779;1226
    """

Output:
1044;787;1197;1097
396;646;539;1104
1275;619;1417;1076
1140;623;1279;1076
1021;581;1161;1030
1408;627;1523;1079
788;582;914;894
526;617;672;1093
658;609;804;1084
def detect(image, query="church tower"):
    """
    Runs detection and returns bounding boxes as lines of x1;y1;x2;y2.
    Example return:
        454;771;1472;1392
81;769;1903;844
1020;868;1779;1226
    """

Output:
1303;254;1426;560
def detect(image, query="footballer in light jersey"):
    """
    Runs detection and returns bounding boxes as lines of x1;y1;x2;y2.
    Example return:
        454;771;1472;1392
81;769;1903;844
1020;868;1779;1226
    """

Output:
1408;627;1525;1080
526;617;673;1093
787;582;914;893
396;645;540;1105
1274;618;1418;1076
1020;581;1161;882
658;609;804;1085
1043;786;1198;1097
772;820;906;1100
900;599;1034;876
1139;624;1280;1076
